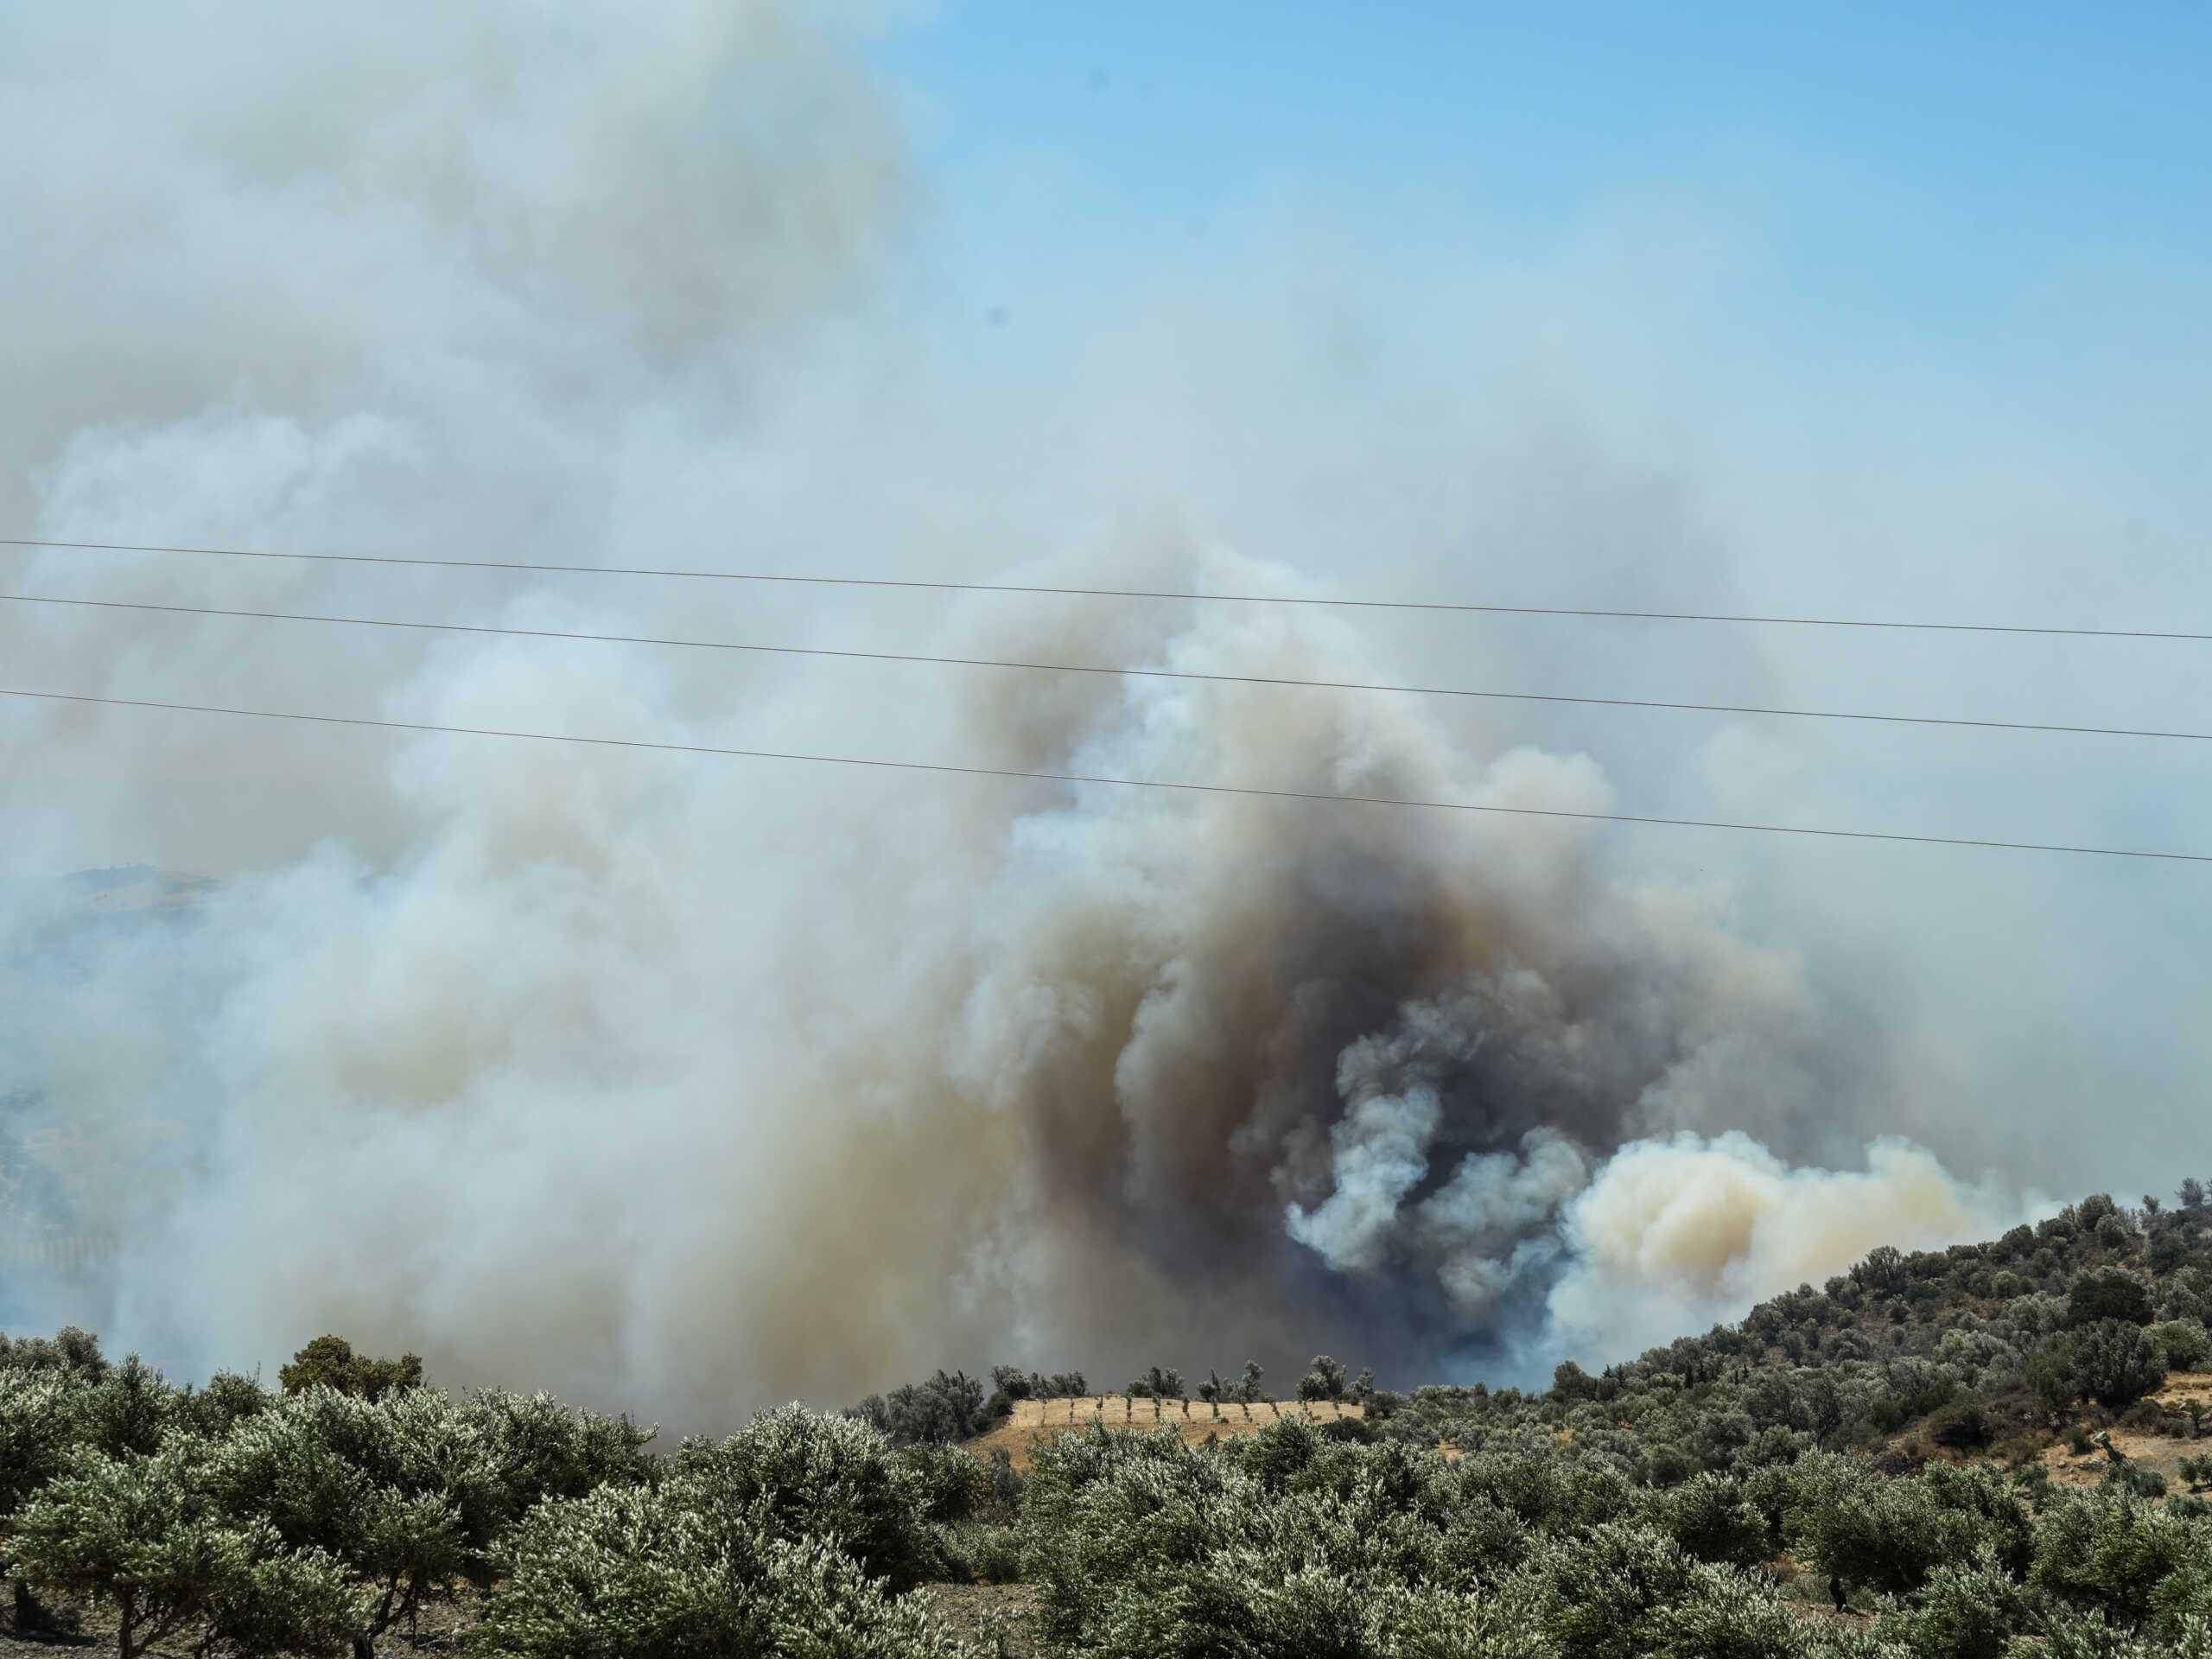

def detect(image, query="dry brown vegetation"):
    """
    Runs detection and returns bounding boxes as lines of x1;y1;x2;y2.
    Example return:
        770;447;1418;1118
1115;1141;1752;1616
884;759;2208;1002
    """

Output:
2031;1370;2212;1495
964;1394;1364;1470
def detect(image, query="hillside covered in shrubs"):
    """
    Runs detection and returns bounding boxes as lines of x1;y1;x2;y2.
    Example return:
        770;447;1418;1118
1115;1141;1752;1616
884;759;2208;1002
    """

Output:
3;1183;2212;1657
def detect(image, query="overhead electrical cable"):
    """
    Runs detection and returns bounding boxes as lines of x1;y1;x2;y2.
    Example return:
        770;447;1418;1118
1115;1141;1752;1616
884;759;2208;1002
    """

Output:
2;684;2204;865
1;589;2200;746
5;535;2208;642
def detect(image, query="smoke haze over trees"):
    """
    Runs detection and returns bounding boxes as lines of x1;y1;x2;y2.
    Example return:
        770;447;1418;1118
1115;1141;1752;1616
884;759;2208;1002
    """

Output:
6;1192;2212;1656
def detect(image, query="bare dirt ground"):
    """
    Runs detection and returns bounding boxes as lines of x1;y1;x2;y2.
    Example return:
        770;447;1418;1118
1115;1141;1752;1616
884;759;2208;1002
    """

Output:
914;1582;1039;1657
7;1585;1034;1659
1;1591;474;1659
964;1394;1364;1471
2037;1370;2212;1495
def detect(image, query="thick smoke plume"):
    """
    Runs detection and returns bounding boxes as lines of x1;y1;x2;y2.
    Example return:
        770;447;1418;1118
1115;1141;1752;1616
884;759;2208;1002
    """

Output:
0;0;2037;1422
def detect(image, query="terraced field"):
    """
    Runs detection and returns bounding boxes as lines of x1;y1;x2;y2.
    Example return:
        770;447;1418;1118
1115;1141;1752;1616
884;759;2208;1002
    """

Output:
967;1394;1365;1468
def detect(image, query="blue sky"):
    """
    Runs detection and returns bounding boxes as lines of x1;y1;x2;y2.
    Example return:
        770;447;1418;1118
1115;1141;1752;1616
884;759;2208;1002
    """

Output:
874;4;2210;378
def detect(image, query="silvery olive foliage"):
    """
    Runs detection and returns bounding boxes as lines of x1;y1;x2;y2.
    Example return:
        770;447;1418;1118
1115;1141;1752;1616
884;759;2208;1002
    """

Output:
6;1183;2212;1656
1;1336;660;1659
1010;1413;2212;1659
465;1482;957;1659
9;1440;355;1659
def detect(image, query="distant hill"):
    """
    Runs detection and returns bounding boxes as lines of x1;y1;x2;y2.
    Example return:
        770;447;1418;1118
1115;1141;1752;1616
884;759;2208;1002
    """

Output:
5;1183;2210;1656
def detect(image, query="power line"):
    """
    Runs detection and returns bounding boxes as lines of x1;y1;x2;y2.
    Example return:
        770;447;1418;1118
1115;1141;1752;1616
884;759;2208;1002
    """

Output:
3;588;2203;746
7;534;2208;643
3;684;2205;865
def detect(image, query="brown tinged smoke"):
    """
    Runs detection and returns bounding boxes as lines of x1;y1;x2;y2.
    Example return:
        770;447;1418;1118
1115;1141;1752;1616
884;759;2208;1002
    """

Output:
0;0;2026;1427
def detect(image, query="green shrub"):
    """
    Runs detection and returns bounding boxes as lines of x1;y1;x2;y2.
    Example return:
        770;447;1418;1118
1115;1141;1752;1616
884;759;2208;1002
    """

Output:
1871;1553;2031;1659
899;1440;989;1527
455;1389;658;1523
1790;1456;2028;1599
278;1336;423;1402
850;1370;990;1446
1528;1524;1800;1659
208;1388;474;1649
2154;1320;2212;1373
2073;1319;2169;1410
175;1371;276;1440
2152;1550;2212;1638
0;1370;79;1516
1928;1401;1993;1451
1298;1356;1350;1402
467;1484;957;1659
2070;1273;2158;1330
1127;1365;1185;1402
76;1355;180;1459
10;1443;355;1659
1656;1472;1770;1568
2032;1486;2206;1628
1644;1442;1696;1488
669;1404;938;1592
0;1325;110;1380
939;1522;1021;1584
1225;1414;1325;1491
2104;1463;2169;1500
1853;1247;1908;1296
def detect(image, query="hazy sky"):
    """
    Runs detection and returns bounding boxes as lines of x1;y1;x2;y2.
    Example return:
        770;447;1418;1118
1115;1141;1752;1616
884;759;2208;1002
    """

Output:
855;3;2212;1205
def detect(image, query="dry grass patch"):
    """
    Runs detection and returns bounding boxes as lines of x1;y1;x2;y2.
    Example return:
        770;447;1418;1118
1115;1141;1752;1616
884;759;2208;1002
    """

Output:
2033;1371;2212;1494
965;1395;1364;1470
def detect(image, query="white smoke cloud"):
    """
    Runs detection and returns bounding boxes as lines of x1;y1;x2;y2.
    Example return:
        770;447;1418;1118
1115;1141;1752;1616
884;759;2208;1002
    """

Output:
1421;1134;1592;1314
1546;1132;2024;1363
0;0;2191;1422
1287;1088;1447;1274
1269;933;2012;1361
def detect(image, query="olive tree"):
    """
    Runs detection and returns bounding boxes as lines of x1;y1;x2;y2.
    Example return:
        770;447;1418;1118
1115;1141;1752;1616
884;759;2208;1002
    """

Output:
2032;1486;2208;1630
1529;1524;1802;1659
849;1370;988;1446
278;1336;423;1402
1790;1457;2027;1601
0;1370;78;1516
2072;1319;2168;1410
1872;1554;2032;1659
472;1407;961;1659
668;1406;938;1592
205;1381;651;1658
1124;1365;1184;1402
211;1392;467;1658
467;1485;956;1659
10;1443;355;1659
0;1325;109;1379
1297;1355;1350;1403
2068;1273;2157;1331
